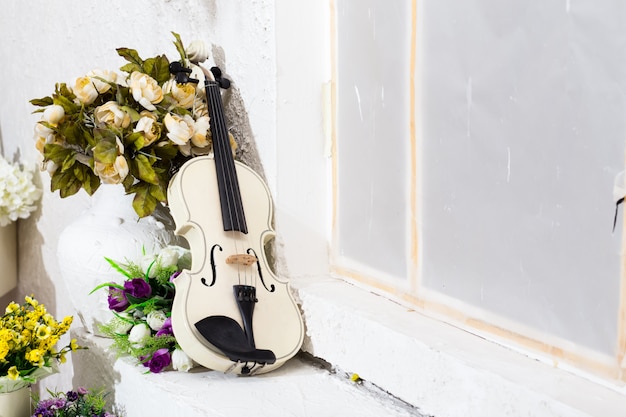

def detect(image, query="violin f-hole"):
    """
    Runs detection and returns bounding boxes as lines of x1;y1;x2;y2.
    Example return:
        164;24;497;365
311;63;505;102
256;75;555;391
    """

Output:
201;244;223;287
247;248;275;293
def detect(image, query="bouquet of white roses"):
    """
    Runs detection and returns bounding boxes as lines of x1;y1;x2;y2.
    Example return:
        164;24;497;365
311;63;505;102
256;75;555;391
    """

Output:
30;32;235;218
93;246;195;373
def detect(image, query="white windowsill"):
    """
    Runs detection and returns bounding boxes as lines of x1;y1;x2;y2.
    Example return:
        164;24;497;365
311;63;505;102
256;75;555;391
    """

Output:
292;276;626;417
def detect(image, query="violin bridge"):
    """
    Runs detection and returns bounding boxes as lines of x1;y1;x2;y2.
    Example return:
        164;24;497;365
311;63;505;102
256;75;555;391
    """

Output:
226;254;258;266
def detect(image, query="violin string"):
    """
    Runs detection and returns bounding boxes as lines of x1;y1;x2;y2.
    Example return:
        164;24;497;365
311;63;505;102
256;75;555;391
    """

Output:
207;79;250;286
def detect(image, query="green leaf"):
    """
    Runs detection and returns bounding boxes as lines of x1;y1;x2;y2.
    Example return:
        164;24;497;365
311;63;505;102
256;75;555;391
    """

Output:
81;170;101;196
50;169;82;198
171;31;188;63
120;62;143;75
30;97;53;107
104;257;133;279
131;132;146;150
60;153;76;172
59;122;83;146
134;154;159;184
53;94;79;114
121;105;141;123
150;55;171;84
117;47;144;67
132;185;157;218
149;183;167;202
90;281;124;295
43;143;73;164
92;135;118;164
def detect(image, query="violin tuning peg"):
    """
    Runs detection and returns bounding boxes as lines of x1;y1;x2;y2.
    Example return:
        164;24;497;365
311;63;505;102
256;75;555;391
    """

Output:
210;66;231;89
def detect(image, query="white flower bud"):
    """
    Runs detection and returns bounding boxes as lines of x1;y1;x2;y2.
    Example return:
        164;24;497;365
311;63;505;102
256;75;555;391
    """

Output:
186;40;209;64
128;323;151;348
42;105;65;126
172;348;195;372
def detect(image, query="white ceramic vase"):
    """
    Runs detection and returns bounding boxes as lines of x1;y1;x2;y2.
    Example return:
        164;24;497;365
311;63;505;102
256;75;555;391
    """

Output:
57;184;179;334
0;386;31;417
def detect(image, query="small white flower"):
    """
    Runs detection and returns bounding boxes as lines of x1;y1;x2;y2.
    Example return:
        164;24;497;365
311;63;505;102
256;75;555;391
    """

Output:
146;310;167;331
128;323;151;348
172;348;195;372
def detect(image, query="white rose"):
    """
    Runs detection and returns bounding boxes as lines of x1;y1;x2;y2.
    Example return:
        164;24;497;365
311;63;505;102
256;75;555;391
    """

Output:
128;323;151;348
133;112;161;146
166;81;196;109
172;348;195;372
190;116;211;148
164;113;194;145
93;138;129;185
72;76;99;105
94;101;131;128
146;310;167;331
34;122;56;155
129;72;163;111
87;69;117;94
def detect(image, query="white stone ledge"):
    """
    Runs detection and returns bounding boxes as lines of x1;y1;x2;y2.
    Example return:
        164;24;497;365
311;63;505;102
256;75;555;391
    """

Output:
71;328;418;417
293;277;626;417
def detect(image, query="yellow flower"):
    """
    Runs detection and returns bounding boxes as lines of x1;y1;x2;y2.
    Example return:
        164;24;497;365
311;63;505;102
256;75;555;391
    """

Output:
0;340;9;361
35;324;52;340
59;351;67;364
70;339;79;351
24;295;39;307
7;366;19;380
25;349;44;366
5;302;19;314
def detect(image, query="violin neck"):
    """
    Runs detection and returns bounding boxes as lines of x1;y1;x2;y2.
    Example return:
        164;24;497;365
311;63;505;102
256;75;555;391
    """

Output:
205;80;248;234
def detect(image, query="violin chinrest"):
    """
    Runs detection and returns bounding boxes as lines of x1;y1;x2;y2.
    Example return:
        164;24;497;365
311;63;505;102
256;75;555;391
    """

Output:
195;316;277;365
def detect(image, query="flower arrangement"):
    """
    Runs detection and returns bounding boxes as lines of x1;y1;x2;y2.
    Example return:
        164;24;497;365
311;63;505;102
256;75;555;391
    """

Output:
0;296;79;393
32;387;116;417
30;32;235;218
0;155;42;226
94;245;195;373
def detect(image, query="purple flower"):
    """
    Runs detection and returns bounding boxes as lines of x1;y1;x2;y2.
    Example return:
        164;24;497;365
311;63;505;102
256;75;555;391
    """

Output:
107;287;129;312
155;317;173;337
77;387;88;395
169;271;181;282
66;390;79;401
123;278;152;299
143;348;172;373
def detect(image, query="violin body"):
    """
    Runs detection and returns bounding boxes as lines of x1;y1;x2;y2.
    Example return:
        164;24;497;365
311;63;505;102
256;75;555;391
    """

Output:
168;155;304;375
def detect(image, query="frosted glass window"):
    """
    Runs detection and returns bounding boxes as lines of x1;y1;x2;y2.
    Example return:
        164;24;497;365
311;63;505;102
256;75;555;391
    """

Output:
335;0;411;280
